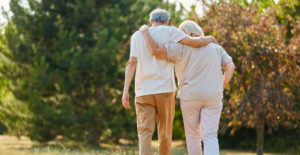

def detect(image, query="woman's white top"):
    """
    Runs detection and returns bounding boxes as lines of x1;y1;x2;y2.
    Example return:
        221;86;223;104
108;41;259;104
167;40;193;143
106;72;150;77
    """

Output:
165;43;233;101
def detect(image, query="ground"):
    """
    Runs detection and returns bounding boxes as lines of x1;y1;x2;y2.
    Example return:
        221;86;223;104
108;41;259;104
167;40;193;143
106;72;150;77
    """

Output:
0;135;281;155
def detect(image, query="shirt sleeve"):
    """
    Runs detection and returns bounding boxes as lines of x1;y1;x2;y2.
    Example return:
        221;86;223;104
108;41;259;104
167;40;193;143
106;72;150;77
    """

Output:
164;43;184;63
170;26;188;43
129;32;139;58
219;46;233;65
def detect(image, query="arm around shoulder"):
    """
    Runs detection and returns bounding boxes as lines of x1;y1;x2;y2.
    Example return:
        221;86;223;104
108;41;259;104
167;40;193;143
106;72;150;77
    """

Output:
179;35;217;48
139;25;168;60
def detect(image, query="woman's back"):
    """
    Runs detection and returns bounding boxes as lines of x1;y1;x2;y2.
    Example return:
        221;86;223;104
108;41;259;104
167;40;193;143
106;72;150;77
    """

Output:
166;42;232;100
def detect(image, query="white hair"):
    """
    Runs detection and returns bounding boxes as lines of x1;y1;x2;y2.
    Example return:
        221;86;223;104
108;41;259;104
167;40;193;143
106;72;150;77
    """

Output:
179;20;204;37
149;8;170;24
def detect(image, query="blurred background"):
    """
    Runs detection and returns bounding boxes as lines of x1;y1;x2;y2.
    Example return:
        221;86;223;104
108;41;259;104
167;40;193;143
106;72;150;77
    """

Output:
0;0;299;155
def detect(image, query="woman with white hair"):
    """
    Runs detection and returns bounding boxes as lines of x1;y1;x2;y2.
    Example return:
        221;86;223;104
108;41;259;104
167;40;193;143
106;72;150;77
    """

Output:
139;20;235;155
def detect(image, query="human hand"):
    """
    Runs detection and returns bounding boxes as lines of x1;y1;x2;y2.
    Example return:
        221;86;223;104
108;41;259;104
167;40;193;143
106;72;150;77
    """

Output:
122;91;131;109
207;35;218;44
139;24;149;33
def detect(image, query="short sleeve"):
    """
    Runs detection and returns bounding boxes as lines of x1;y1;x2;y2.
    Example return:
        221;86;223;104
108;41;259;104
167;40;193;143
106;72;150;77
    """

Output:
219;46;233;65
170;26;188;43
130;32;139;57
164;43;184;63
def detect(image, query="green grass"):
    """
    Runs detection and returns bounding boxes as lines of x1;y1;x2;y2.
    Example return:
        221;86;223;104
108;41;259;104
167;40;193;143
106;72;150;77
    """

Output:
0;135;283;155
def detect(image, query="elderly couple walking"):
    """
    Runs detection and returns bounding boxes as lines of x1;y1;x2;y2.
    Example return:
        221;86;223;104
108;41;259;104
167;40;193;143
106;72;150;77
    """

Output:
122;8;235;155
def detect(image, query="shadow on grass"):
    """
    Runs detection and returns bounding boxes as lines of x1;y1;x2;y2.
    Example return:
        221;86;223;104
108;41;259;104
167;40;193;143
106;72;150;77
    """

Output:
14;141;140;155
13;141;188;155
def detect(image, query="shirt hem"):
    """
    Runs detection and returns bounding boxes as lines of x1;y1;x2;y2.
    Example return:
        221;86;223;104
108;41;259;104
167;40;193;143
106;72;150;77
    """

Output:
177;93;223;101
135;89;176;97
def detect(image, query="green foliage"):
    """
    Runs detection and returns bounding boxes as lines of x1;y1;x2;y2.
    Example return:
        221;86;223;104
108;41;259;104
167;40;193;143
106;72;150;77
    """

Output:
227;0;300;40
219;126;300;153
0;75;29;137
0;0;182;145
0;122;7;134
0;0;298;152
173;104;185;139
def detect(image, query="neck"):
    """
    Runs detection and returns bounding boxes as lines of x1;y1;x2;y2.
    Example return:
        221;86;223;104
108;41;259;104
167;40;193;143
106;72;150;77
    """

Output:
152;22;165;27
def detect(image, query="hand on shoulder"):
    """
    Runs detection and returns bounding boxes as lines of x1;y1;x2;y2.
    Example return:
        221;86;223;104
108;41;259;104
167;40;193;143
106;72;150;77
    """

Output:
206;35;218;44
139;24;149;34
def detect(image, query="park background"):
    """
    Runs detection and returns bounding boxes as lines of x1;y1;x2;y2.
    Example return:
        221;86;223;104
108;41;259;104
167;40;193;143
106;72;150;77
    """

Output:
0;0;299;154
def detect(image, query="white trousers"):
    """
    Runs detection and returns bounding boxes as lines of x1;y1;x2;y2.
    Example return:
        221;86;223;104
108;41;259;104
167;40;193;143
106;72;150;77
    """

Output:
180;99;222;155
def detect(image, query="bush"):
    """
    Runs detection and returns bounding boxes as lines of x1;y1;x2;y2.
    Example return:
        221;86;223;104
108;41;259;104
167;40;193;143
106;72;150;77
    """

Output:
0;122;7;134
219;126;300;153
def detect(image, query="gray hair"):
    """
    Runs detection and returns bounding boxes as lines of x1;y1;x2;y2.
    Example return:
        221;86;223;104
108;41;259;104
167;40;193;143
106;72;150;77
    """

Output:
149;8;170;24
179;20;204;37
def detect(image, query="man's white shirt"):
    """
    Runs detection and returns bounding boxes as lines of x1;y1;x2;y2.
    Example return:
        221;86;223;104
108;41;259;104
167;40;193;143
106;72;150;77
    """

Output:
130;25;187;97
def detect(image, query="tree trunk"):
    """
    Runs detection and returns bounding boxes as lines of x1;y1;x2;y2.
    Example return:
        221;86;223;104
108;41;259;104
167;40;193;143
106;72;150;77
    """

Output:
86;87;105;146
256;112;265;155
88;127;101;146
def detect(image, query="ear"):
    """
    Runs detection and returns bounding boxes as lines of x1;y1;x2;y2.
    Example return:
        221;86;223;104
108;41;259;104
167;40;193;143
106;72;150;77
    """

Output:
164;18;169;25
149;19;152;25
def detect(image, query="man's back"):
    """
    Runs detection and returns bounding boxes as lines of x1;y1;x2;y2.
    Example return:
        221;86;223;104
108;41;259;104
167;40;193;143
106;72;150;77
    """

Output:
130;25;186;97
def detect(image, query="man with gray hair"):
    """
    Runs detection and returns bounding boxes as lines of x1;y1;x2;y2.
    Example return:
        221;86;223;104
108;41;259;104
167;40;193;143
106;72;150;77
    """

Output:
122;8;217;155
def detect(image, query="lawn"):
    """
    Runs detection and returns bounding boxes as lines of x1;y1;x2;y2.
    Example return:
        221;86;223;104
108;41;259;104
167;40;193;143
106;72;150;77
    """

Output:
0;135;281;155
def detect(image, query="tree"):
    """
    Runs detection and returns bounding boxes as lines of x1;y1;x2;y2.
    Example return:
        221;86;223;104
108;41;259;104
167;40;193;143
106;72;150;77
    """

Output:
0;0;182;145
191;2;300;155
228;0;300;40
0;26;31;137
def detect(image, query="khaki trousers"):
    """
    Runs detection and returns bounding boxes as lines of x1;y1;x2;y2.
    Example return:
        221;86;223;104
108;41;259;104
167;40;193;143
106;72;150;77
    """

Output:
135;92;176;155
